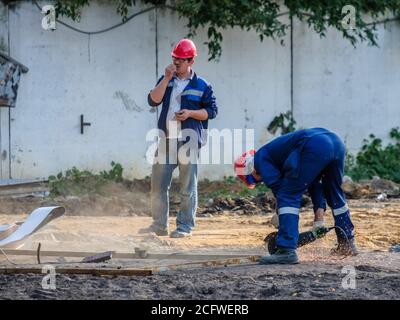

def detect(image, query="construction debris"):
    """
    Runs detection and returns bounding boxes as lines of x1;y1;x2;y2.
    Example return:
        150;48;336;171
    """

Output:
342;178;400;199
389;244;400;253
370;177;400;197
0;179;49;198
376;193;388;201
81;251;113;263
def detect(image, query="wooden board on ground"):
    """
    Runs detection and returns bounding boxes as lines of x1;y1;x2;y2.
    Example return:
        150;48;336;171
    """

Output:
0;255;261;276
2;249;258;261
0;265;152;276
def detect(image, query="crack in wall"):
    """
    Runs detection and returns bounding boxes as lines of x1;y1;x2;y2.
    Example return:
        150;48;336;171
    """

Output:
113;90;143;112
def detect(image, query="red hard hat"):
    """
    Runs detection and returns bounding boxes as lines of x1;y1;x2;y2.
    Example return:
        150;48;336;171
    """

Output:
171;39;197;59
234;149;257;189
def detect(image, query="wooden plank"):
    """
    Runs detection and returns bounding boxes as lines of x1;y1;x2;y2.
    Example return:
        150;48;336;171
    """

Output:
152;256;261;273
0;52;29;73
0;256;261;276
2;249;258;261
2;249;110;258
144;253;256;260
0;266;152;276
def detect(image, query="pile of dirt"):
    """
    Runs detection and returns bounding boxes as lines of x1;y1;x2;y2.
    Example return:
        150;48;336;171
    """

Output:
198;192;313;216
342;177;400;199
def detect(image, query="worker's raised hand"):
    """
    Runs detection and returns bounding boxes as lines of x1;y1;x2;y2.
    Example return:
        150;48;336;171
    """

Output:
165;64;176;80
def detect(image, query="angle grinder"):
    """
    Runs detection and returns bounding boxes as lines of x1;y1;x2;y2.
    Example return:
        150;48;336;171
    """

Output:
264;226;335;255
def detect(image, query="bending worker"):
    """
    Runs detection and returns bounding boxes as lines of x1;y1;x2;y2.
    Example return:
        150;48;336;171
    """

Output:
234;128;358;264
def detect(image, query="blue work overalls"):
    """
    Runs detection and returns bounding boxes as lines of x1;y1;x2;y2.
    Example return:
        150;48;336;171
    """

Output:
254;128;355;249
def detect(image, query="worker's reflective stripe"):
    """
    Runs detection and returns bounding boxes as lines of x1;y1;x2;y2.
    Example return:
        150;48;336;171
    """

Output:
182;89;203;97
332;204;349;216
278;207;300;215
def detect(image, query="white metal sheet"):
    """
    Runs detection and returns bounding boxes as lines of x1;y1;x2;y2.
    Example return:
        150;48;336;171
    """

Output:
0;206;65;249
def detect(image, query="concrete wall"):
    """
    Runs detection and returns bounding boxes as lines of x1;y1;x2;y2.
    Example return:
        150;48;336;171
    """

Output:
6;1;157;179
292;19;400;152
0;3;10;179
0;1;399;180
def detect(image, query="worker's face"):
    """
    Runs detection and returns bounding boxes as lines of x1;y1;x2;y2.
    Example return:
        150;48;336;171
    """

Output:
172;57;194;75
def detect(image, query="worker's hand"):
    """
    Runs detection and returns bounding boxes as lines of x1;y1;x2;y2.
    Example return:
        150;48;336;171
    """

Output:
314;208;325;221
310;220;325;234
312;208;325;232
165;64;176;81
175;109;191;121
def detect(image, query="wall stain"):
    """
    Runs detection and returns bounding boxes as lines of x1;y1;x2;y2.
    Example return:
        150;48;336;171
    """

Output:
113;91;143;112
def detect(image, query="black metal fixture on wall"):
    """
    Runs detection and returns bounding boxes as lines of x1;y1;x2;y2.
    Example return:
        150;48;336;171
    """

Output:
80;114;91;134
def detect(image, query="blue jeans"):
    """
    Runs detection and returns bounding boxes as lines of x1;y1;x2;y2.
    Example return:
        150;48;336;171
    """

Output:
151;139;198;233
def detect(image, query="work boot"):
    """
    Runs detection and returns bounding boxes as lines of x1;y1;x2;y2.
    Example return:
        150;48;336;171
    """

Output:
138;225;169;236
331;237;359;256
259;248;299;265
170;229;192;238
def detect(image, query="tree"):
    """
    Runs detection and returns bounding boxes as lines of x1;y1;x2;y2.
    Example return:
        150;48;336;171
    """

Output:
53;0;400;60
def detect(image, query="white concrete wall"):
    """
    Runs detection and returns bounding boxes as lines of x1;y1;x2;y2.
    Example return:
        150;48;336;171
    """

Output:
0;3;10;179
292;19;400;153
8;1;157;179
1;1;399;180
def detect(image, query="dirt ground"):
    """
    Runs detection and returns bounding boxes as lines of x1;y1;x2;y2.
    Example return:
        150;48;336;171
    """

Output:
0;194;399;299
0;252;399;299
1;198;399;253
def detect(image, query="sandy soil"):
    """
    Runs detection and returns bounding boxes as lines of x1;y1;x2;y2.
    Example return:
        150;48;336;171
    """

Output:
0;198;399;300
1;199;399;253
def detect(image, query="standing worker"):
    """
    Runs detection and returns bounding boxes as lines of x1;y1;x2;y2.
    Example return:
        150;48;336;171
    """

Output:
234;128;358;264
144;39;218;238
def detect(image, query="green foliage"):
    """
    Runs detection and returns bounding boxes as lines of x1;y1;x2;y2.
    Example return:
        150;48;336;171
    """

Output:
345;128;400;183
52;0;400;60
48;162;124;196
54;0;90;21
178;0;286;60
100;161;123;182
285;0;399;47
54;0;163;21
267;111;297;135
238;183;270;198
344;151;356;176
199;176;269;204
